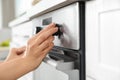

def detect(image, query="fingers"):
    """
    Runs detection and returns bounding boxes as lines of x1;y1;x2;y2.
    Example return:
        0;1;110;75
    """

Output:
32;36;54;59
39;23;56;34
39;42;54;60
35;23;56;38
36;27;58;45
25;23;56;64
27;23;57;46
38;36;54;52
43;42;54;55
17;46;26;55
17;46;26;52
10;48;17;54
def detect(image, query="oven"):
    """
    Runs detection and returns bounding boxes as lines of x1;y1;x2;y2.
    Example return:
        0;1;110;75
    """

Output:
33;2;85;80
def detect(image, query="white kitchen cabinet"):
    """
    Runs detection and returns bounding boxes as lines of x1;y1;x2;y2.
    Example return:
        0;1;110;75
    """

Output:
98;9;120;80
10;21;33;47
86;77;94;80
14;0;33;17
86;0;120;80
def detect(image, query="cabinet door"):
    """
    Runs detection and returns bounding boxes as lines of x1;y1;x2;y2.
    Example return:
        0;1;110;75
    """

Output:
86;77;94;80
14;0;32;17
86;1;120;80
98;10;120;80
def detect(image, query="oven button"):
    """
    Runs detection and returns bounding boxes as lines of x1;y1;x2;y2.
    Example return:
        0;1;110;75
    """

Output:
53;24;63;38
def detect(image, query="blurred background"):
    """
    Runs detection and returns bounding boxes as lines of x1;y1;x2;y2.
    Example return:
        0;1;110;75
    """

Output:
0;0;36;60
0;1;39;79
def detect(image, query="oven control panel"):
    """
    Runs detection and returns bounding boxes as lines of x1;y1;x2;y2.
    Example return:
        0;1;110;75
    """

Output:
33;3;80;50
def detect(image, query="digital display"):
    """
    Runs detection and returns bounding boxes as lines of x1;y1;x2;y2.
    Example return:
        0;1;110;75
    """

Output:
42;17;52;26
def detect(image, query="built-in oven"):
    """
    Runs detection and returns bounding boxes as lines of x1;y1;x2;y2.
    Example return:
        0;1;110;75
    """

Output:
33;1;85;80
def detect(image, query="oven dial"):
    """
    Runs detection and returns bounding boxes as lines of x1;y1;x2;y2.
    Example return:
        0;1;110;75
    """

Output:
53;24;63;38
35;24;63;38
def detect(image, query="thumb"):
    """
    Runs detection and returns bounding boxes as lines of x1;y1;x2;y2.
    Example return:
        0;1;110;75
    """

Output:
17;46;26;55
10;48;18;54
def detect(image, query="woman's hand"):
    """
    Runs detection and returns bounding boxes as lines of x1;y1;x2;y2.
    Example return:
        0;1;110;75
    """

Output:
23;23;58;70
5;23;57;67
0;23;58;80
5;46;26;62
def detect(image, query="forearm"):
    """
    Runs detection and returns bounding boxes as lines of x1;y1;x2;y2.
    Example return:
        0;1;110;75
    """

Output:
0;57;34;80
0;23;56;80
0;61;3;64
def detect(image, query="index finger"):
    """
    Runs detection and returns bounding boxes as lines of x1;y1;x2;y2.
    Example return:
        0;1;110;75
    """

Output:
36;27;58;45
35;23;56;38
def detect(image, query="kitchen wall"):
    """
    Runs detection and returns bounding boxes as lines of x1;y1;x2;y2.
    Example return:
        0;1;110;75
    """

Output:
0;0;2;29
0;28;11;43
0;0;14;61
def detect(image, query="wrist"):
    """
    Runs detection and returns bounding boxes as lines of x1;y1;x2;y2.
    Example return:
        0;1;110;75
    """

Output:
22;56;40;71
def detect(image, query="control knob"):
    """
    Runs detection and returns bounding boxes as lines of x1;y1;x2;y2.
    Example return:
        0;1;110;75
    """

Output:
36;24;63;38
